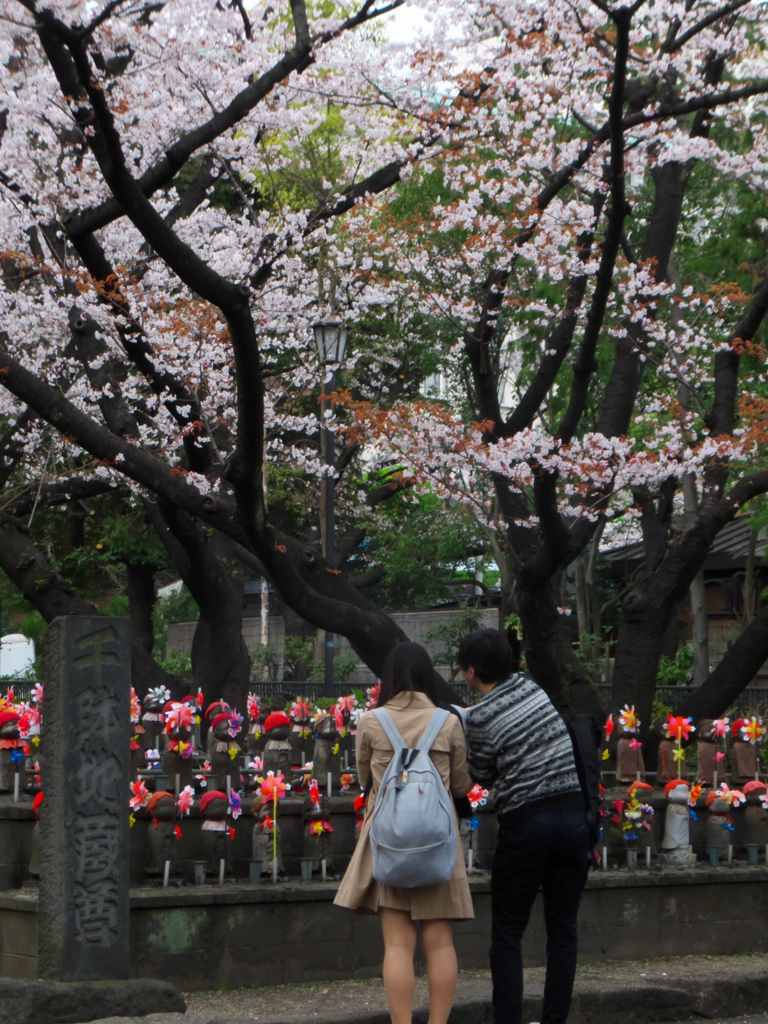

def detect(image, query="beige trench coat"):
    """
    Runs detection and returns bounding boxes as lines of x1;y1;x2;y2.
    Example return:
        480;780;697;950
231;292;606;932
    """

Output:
334;691;474;920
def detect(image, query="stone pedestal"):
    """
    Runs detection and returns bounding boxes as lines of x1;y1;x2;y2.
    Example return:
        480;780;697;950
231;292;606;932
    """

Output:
39;616;131;980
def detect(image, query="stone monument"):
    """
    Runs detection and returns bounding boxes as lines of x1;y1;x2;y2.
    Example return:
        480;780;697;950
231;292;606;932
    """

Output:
140;686;169;754
0;709;22;793
40;616;131;980
262;711;293;776
659;779;696;867
209;711;242;793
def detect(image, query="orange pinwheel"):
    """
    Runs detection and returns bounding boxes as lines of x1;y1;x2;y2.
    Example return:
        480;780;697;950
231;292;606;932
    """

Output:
259;771;287;804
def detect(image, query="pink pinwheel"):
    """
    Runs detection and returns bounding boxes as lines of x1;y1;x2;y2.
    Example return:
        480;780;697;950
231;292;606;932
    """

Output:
729;787;746;808
247;692;260;722
332;704;346;732
290;698;312;722
467;784;489;810
308;778;321;811
32;684;44;705
176;785;195;816
710;718;730;739
337;694;358;715
366;682;381;710
164;702;193;734
129;687;141;724
740;717;766;745
18;706;40;739
129;779;150;811
715;751;726;764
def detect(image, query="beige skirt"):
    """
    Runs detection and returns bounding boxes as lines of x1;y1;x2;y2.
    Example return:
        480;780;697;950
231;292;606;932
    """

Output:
333;814;474;921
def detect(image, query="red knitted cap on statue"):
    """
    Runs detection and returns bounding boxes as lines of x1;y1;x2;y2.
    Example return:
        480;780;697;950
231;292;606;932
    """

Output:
744;780;767;795
0;711;19;728
264;711;291;734
205;700;230;720
210;712;234;731
663;779;688;797
147;790;175;814
199;790;228;814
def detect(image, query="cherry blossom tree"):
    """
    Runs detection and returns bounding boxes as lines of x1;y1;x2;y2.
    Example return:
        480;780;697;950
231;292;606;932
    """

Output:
1;0;767;732
339;0;768;733
0;0;427;709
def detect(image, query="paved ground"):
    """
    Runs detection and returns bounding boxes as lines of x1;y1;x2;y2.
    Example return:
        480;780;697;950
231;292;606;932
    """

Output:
76;953;768;1024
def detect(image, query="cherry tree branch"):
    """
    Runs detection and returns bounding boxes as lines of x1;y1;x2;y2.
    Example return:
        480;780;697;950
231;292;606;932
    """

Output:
707;276;768;436
662;0;752;53
0;347;243;540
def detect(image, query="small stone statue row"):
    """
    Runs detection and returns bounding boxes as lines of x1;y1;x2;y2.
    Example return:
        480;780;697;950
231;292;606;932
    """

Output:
137;692;355;796
135;779;338;886
603;777;768;869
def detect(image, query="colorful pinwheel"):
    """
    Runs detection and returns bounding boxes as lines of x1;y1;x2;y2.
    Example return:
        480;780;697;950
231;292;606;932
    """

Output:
177;785;195;816
740;717;766;745
247;692;260;722
664;715;695;742
618;705;639;734
129;779;150;811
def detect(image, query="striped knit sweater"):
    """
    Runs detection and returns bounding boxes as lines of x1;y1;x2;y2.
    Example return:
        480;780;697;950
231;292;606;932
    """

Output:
466;673;580;816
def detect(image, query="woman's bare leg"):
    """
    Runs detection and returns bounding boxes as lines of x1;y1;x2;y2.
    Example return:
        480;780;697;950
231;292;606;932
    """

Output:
421;919;457;1024
380;907;418;1024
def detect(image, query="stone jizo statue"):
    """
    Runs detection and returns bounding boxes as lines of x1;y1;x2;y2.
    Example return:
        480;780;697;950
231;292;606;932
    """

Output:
262;711;293;776
660;780;696;866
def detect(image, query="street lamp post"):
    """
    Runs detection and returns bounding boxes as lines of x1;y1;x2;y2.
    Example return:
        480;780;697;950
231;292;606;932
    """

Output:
313;319;348;696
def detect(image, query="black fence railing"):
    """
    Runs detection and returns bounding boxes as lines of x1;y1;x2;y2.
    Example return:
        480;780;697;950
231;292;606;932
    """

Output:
247;681;768;717
247;679;474;705
0;679;34;704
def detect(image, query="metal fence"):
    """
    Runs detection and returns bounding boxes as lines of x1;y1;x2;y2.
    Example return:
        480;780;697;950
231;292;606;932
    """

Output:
248;680;768;715
0;679;33;704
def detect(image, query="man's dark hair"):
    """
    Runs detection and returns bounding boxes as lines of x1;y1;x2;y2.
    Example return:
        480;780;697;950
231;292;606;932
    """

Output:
457;627;519;683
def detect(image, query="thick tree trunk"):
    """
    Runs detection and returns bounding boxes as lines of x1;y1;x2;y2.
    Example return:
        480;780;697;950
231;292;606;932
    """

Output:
610;601;672;731
125;563;179;698
191;597;252;711
148;504;254;712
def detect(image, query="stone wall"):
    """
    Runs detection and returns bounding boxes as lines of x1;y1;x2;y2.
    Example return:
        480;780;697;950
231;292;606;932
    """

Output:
167;608;499;687
3;867;768;987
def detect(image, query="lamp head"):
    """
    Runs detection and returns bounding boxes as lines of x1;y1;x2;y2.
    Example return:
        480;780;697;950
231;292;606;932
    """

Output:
312;319;348;364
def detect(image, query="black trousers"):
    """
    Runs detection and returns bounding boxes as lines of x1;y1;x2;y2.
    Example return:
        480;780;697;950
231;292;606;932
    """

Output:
491;792;589;1024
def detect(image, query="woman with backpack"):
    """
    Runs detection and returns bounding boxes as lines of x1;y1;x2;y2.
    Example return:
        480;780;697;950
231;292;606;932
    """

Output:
334;641;474;1024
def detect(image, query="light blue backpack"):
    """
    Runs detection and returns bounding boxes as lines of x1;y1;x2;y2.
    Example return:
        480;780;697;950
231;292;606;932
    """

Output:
369;707;457;888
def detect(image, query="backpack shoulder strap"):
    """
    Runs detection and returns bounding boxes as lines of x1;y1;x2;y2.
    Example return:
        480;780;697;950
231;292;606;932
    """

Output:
373;708;407;752
416;708;450;752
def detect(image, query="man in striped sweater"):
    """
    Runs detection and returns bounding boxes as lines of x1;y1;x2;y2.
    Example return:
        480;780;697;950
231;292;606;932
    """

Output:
460;629;589;1024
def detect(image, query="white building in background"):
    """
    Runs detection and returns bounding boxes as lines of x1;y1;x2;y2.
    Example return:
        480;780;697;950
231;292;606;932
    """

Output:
0;633;35;677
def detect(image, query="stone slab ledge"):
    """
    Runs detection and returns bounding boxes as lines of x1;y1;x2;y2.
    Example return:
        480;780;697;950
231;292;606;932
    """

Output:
0;978;185;1024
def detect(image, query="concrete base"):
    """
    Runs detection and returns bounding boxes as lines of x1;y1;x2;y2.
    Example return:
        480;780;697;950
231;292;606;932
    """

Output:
3;866;768;988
